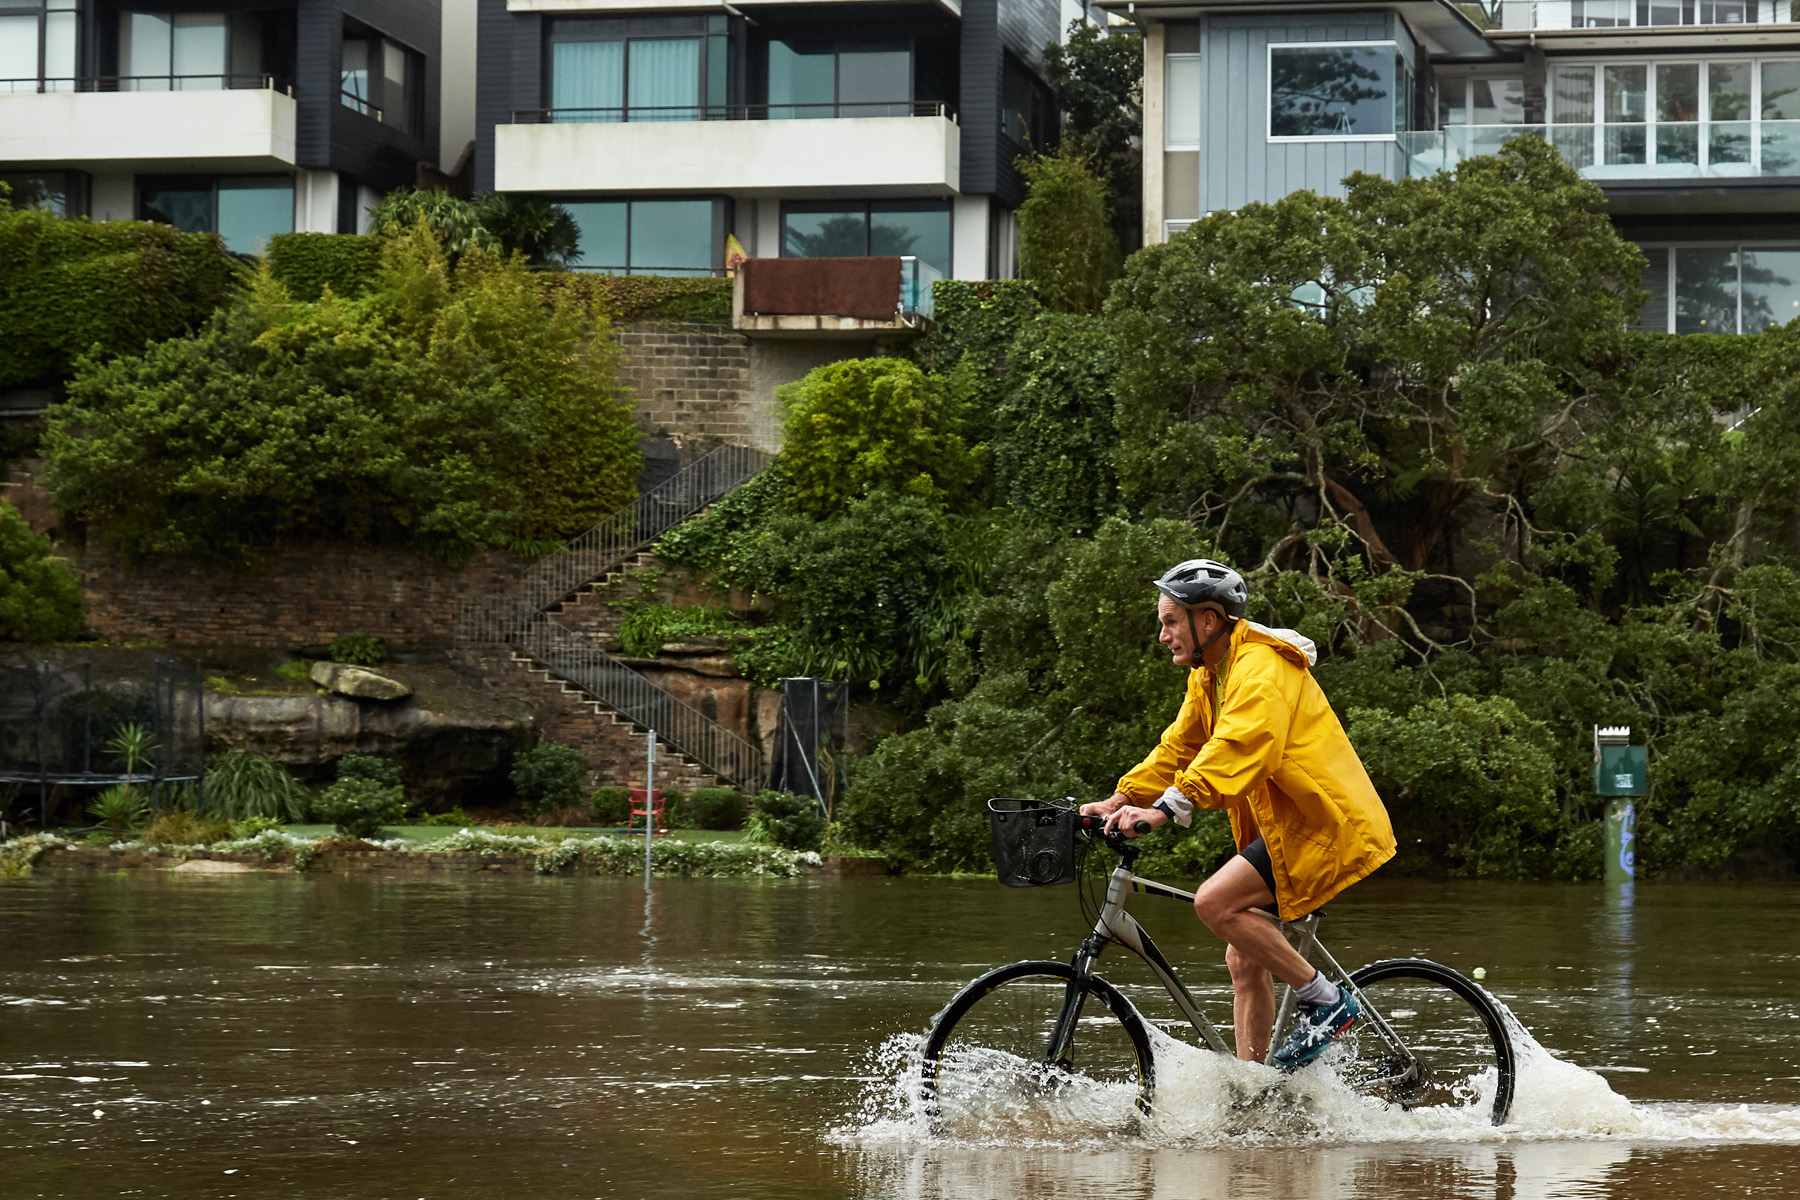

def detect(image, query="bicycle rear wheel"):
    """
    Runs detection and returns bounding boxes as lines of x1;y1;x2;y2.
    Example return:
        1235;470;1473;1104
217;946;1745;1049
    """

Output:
921;960;1154;1137
1332;958;1515;1126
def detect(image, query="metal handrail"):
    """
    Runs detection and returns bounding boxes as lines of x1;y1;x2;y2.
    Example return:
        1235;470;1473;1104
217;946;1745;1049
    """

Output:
512;100;953;123
454;443;772;784
341;90;383;121
521;615;763;786
0;74;292;93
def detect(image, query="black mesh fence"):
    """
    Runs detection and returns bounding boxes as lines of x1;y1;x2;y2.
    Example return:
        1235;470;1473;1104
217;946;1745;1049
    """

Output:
770;678;849;819
0;657;206;829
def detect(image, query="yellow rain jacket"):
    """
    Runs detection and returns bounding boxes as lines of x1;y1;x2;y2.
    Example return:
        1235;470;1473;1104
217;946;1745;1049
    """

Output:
1116;619;1394;917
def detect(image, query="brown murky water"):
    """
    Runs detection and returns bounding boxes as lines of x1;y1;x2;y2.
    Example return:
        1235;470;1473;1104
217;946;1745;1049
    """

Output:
0;871;1795;1198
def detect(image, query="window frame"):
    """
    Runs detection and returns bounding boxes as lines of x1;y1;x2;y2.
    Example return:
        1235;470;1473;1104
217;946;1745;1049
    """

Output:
0;0;79;93
1640;238;1800;334
1165;50;1201;151
340;26;423;137
777;197;953;280
545;15;728;122
559;195;729;276
761;37;916;117
133;173;295;254
1266;39;1405;143
1546;54;1800;173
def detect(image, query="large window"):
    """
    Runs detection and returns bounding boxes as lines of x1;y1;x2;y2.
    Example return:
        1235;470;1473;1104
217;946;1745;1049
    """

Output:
767;40;910;118
0;170;85;215
561;198;719;274
1166;52;1201;149
1269;42;1409;139
138;175;293;254
548;17;727;123
781;201;950;281
1550;57;1800;172
1638;242;1800;333
341;28;419;134
120;10;265;90
0;0;77;92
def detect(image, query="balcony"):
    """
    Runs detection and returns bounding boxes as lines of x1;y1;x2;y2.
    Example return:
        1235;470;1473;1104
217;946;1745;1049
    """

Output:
0;76;297;171
1401;120;1800;180
1490;0;1800;44
495;103;960;195
732;255;938;338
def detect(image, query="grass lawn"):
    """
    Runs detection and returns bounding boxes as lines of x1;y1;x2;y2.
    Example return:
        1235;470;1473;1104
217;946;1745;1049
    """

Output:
281;824;753;845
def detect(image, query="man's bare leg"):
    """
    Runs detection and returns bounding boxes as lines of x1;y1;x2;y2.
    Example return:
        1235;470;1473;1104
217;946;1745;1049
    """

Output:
1194;856;1316;1061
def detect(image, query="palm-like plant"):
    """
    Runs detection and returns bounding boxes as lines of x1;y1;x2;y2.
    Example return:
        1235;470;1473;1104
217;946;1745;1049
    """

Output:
107;722;158;801
87;786;146;840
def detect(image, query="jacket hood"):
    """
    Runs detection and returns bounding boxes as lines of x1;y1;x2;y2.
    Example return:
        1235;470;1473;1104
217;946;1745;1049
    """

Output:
1238;620;1318;667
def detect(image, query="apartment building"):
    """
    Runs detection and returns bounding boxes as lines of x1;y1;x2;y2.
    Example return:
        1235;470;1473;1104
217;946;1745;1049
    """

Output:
472;0;1077;287
1117;0;1800;335
0;0;448;249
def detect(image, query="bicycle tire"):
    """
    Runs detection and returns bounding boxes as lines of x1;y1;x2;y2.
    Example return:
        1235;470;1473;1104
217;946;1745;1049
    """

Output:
920;960;1155;1136
1335;957;1516;1126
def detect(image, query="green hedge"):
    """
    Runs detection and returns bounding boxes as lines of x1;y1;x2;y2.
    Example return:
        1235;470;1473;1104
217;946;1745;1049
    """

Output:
266;233;383;301
0;206;238;389
547;273;733;323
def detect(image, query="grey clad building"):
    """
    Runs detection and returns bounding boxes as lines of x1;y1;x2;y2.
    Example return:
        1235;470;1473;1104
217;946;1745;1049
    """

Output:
1114;0;1800;335
0;0;453;248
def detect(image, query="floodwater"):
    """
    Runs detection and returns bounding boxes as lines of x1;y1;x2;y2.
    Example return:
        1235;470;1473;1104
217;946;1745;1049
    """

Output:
0;870;1795;1199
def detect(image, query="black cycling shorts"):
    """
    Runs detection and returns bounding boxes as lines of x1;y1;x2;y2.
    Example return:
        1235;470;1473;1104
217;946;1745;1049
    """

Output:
1239;836;1280;918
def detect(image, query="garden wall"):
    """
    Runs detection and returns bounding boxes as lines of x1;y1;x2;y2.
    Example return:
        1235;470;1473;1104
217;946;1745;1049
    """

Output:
79;542;522;650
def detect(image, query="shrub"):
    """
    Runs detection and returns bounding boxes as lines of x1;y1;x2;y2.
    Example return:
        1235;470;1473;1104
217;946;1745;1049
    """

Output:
143;810;235;846
0;202;237;389
313;776;407;840
202;752;310;822
659;789;689;829
686;787;748;831
548;274;733;323
266;233;382;301
617;604;742;657
330;632;387;666
275;660;310;681
232;815;283;837
335;753;403;790
511;743;589;816
747;791;826;852
418;806;470;827
591;786;632;826
44;227;641;564
778;358;980;518
86;785;146;840
1016;146;1122;315
0;498;83;642
369;189;579;268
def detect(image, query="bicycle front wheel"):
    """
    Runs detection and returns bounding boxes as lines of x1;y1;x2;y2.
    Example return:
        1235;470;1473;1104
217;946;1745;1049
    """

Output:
1332;958;1516;1126
921;960;1155;1137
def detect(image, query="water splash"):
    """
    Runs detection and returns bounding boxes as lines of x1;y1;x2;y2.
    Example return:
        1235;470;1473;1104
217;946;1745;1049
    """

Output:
837;1000;1800;1148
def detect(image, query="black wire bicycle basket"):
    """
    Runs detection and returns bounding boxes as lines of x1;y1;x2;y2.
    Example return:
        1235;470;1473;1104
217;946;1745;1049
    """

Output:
987;798;1079;887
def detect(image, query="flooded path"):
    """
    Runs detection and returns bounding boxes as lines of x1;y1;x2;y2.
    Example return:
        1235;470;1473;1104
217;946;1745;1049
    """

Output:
0;872;1795;1198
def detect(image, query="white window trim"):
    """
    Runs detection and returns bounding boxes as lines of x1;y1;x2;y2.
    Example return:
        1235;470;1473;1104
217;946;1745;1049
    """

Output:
1267;40;1401;143
1643;239;1800;335
1166;51;1201;151
1437;72;1526;129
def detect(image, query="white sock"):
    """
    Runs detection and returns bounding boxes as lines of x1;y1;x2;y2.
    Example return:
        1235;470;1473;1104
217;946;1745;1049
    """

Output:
1294;971;1339;1007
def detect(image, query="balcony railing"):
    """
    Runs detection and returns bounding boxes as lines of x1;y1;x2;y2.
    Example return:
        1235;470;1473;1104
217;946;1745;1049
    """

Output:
900;255;941;317
0;74;292;95
341;90;382;122
1496;0;1796;29
1401;120;1800;177
511;100;954;124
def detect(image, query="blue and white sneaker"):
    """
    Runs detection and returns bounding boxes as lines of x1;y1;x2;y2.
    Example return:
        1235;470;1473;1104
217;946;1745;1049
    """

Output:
1272;987;1360;1071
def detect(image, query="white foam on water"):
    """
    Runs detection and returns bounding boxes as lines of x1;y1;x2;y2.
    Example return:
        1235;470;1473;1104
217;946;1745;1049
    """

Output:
836;998;1800;1149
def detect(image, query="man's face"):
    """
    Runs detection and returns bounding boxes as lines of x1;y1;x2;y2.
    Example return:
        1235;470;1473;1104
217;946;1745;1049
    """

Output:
1157;597;1218;666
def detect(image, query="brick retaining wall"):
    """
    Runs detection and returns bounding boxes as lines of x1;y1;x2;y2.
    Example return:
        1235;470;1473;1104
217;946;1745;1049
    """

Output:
80;542;522;650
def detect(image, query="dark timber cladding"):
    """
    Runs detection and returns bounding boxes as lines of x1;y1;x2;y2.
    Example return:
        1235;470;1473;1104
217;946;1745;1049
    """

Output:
473;0;539;194
958;0;1002;198
297;0;444;187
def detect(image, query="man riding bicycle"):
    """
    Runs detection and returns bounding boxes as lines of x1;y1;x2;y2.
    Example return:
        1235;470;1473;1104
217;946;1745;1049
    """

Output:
1081;560;1395;1069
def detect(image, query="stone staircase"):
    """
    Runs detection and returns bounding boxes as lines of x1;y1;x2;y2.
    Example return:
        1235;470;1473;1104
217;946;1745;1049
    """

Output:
454;444;772;788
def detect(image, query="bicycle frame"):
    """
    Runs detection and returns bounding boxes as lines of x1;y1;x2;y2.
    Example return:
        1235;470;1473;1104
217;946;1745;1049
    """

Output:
1053;851;1417;1075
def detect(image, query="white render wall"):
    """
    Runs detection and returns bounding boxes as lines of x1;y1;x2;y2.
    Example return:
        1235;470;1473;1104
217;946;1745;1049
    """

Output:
952;194;988;280
496;115;961;195
0;89;298;172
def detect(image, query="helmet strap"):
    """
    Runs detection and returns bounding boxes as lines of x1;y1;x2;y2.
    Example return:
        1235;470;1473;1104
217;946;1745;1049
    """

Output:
1185;607;1232;668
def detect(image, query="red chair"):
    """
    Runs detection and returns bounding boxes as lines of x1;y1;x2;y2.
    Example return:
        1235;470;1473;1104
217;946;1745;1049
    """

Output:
628;788;669;837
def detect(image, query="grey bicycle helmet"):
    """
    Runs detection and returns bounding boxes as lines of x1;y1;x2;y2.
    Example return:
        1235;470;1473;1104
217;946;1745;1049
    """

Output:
1154;559;1247;621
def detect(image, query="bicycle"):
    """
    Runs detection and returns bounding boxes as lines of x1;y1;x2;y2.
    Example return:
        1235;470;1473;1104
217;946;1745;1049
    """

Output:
919;798;1516;1133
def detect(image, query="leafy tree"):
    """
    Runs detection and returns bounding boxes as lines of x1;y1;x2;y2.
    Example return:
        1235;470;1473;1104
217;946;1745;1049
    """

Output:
1043;21;1143;249
369;188;580;267
45;227;639;563
989;313;1118;531
510;743;589;817
0;499;82;642
778;357;980;518
1016;147;1121;315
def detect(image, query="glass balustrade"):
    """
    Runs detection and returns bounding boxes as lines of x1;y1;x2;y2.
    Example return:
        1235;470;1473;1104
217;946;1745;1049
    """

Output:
1496;0;1792;30
1400;120;1800;177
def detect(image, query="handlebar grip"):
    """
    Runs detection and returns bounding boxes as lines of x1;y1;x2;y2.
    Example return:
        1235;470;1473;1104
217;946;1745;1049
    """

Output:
1133;821;1152;835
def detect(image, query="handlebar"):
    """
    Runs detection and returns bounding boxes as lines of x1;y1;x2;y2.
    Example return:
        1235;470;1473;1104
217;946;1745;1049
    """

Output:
1076;813;1156;855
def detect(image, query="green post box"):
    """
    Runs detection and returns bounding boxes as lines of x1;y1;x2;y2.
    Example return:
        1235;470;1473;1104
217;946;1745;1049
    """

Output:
1595;726;1644;882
